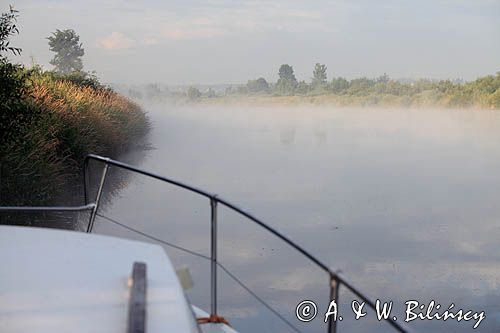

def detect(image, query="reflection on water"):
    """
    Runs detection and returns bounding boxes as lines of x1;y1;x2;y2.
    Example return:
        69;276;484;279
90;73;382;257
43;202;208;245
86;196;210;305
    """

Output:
90;105;500;332
280;127;296;146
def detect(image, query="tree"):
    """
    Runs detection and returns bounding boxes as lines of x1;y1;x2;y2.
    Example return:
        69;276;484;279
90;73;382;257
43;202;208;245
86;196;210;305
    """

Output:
0;5;27;110
47;29;84;74
224;86;234;95
0;6;38;154
0;5;21;56
330;77;349;93
205;87;216;98
376;73;390;84
187;86;201;100
236;85;248;94
295;80;310;95
0;5;24;103
276;64;298;94
349;77;376;95
247;77;269;93
312;63;327;89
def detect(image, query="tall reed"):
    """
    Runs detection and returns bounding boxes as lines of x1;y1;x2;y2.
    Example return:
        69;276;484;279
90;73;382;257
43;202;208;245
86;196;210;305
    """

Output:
1;72;149;205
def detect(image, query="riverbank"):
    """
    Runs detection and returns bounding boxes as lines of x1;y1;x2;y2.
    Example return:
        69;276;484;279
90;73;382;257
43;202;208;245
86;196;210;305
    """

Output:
0;68;150;205
194;91;499;110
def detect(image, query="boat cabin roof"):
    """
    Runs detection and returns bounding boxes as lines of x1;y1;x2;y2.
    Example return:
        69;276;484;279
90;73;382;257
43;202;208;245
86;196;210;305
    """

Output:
0;226;199;333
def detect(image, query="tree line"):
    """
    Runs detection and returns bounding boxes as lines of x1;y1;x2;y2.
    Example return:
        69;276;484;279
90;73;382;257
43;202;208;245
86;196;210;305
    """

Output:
180;64;499;109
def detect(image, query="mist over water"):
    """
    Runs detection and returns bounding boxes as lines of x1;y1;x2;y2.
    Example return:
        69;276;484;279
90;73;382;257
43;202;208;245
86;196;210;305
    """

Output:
92;104;500;332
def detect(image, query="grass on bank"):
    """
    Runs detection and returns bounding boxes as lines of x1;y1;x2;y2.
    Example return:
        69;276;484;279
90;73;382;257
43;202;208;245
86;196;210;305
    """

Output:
197;92;500;109
1;67;149;205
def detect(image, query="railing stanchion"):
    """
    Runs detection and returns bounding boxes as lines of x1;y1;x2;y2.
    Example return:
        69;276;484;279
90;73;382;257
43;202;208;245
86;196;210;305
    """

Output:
86;162;109;233
328;274;339;333
83;157;89;205
210;197;218;317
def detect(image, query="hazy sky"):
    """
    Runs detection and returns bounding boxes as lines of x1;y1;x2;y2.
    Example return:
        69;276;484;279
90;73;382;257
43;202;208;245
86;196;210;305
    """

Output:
6;0;500;84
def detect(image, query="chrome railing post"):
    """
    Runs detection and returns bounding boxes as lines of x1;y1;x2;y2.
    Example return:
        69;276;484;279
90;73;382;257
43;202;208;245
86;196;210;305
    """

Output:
83;157;89;205
210;196;218;317
86;162;109;233
328;274;339;333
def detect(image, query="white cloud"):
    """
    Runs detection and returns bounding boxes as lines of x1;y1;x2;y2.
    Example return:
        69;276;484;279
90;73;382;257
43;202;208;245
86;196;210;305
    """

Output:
97;32;134;50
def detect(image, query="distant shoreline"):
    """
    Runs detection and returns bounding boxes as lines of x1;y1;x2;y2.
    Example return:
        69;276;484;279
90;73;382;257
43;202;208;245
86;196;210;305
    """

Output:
128;71;499;110
192;95;499;110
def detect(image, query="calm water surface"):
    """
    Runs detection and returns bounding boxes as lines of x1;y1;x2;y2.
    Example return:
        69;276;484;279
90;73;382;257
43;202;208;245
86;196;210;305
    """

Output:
91;105;500;332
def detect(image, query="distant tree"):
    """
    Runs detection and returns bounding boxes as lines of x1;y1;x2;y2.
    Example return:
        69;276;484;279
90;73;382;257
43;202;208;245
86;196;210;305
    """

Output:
311;63;327;89
224;86;234;95
376;73;390;84
295;80;310;95
0;5;21;56
329;77;349;94
247;77;269;93
236;85;248;94
187;86;201;100
488;73;500;108
47;29;84;74
206;87;216;98
278;64;297;83
276;64;298;94
348;77;376;95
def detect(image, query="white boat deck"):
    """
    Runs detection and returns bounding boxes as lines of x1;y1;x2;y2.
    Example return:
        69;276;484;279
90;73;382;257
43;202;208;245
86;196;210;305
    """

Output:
0;226;200;333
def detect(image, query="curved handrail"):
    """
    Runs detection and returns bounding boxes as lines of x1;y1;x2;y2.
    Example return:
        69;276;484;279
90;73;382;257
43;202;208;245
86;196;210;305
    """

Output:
0;204;95;212
84;154;410;333
85;154;332;272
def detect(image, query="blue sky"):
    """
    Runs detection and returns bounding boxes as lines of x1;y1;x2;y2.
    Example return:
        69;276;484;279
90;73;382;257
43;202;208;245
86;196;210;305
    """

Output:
6;0;500;84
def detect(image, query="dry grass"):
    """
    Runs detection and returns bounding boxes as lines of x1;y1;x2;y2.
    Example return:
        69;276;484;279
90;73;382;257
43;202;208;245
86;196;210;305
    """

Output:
197;93;499;110
30;78;148;161
1;75;149;205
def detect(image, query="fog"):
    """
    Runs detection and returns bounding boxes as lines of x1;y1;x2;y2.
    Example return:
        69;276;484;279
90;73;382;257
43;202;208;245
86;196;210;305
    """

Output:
90;104;500;332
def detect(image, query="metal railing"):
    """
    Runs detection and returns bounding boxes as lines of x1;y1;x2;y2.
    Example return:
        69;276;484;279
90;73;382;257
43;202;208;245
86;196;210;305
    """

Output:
1;154;410;333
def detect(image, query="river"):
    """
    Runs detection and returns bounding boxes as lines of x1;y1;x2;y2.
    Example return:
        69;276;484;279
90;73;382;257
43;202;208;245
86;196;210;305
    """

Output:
89;104;500;332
